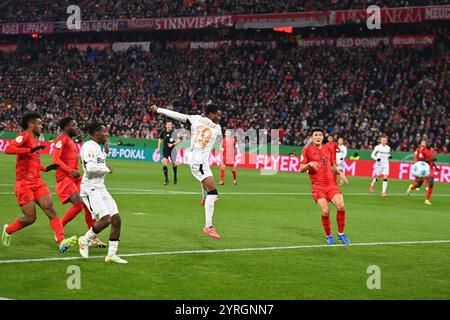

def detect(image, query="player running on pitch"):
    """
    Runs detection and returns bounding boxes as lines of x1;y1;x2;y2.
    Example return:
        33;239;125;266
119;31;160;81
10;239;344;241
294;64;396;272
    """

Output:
151;103;222;239
52;118;106;247
336;137;348;186
1;112;77;252
219;129;240;185
300;128;350;245
158;120;181;185
370;135;391;197
407;139;438;205
77;123;127;263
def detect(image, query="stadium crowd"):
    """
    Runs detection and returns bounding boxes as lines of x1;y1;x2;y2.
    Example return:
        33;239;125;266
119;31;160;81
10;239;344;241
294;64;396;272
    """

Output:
1;36;448;152
1;0;448;23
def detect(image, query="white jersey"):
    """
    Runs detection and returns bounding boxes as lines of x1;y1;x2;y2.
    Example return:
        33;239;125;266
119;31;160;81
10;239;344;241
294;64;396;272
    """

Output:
157;108;222;164
336;145;348;163
371;144;391;167
80;140;110;191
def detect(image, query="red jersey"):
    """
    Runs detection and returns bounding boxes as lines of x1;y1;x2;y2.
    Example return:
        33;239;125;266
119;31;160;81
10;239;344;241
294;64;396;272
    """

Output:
5;131;46;182
221;138;237;164
301;144;337;188
327;142;341;161
52;133;79;181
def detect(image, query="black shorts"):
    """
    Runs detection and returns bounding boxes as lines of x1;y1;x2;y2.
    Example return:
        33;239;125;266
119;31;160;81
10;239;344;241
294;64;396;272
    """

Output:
163;149;176;160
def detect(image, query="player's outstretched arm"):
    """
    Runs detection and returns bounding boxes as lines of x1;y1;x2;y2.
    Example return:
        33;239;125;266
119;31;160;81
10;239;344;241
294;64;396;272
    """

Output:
52;144;74;173
151;105;190;123
370;149;379;161
332;164;349;184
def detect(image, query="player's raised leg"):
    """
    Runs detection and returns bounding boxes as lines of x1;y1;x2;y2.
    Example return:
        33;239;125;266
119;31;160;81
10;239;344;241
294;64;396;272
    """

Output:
330;193;350;245
35;194;77;253
316;198;334;245
370;177;378;193
201;176;220;239
407;178;423;195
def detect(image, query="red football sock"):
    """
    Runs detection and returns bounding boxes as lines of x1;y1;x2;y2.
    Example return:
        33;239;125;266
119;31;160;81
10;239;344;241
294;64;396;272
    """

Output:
61;202;84;226
425;179;429;188
50;217;65;244
84;205;95;230
337;210;346;234
6;218;25;235
426;187;433;200
220;169;225;182
232;170;237;181
321;215;332;236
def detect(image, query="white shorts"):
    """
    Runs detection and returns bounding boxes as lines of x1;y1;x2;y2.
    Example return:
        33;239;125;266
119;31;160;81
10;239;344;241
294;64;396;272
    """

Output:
336;161;344;172
190;162;213;182
375;165;389;176
81;187;118;220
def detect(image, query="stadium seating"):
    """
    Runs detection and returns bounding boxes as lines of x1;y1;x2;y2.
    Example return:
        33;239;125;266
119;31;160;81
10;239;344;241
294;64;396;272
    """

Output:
1;36;448;153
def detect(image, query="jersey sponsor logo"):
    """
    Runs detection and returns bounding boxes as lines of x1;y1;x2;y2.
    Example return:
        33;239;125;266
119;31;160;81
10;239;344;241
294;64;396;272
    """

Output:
97;158;105;164
15;135;23;143
55;141;63;149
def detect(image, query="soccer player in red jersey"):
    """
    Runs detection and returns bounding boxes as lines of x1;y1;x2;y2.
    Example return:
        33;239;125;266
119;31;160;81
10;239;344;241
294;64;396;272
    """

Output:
300;128;350;245
1;112;77;252
219;129;240;185
407;139;438;205
52;118;106;247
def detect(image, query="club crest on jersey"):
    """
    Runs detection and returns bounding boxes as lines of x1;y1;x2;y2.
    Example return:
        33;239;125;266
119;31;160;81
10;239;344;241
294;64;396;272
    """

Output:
15;135;23;143
55;141;63;149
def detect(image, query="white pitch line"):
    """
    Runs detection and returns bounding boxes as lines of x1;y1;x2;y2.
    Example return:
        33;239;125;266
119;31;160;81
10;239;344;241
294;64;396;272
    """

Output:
0;240;449;265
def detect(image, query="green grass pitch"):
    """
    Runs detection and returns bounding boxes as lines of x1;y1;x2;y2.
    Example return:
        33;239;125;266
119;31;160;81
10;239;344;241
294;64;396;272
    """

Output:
0;154;449;300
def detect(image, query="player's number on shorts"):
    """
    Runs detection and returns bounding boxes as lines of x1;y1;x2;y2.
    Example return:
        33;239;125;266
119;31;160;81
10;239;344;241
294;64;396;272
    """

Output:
194;128;212;148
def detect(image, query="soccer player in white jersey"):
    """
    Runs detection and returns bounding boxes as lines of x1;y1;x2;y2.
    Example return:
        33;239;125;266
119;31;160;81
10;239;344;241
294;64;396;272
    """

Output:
336;137;348;186
77;123;127;264
370;135;391;197
151;104;222;239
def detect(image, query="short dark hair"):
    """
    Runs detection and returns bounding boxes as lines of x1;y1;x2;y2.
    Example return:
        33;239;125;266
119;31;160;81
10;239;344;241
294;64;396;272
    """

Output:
205;104;219;115
85;122;105;136
20;112;41;129
59;117;74;131
311;127;323;135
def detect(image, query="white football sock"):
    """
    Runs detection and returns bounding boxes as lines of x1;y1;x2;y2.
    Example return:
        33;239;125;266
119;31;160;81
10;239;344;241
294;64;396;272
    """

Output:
205;195;217;227
108;240;119;257
84;228;96;243
382;180;388;193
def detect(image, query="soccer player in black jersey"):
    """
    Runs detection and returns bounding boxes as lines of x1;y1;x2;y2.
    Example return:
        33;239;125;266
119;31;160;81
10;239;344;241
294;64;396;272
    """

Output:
158;121;181;185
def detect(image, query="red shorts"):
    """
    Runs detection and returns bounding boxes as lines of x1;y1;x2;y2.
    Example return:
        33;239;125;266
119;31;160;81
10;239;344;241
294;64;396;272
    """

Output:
15;179;51;206
56;176;81;204
312;185;341;203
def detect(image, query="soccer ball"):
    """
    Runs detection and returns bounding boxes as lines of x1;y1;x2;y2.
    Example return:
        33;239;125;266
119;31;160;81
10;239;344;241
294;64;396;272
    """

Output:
411;161;430;179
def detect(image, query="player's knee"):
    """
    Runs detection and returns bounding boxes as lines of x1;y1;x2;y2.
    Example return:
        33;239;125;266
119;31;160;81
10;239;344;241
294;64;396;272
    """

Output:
320;209;330;216
23;215;36;226
111;214;121;227
336;204;345;211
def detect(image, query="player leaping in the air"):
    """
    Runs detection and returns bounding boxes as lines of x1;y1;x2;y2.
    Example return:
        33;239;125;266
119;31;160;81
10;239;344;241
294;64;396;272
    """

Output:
151;103;222;239
407;139;437;205
300;128;350;245
52;118;106;247
1;112;77;252
369;135;391;197
77;123;127;263
219;129;240;185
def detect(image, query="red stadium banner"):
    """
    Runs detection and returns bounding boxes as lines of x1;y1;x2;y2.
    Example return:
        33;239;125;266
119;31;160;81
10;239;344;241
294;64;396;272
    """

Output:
0;44;17;52
173;149;450;183
0;22;54;35
331;5;450;25
128;15;234;31
235;12;329;29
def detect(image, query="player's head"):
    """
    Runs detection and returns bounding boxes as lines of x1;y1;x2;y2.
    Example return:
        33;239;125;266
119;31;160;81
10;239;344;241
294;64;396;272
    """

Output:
420;138;431;148
60;117;78;137
310;128;324;146
327;135;334;143
380;135;388;146
338;137;344;145
86;122;108;145
225;129;234;138
205;104;221;124
165;121;173;131
21;112;42;135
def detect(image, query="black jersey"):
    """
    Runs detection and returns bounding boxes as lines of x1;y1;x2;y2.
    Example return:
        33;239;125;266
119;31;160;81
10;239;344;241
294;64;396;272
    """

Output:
160;130;176;153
